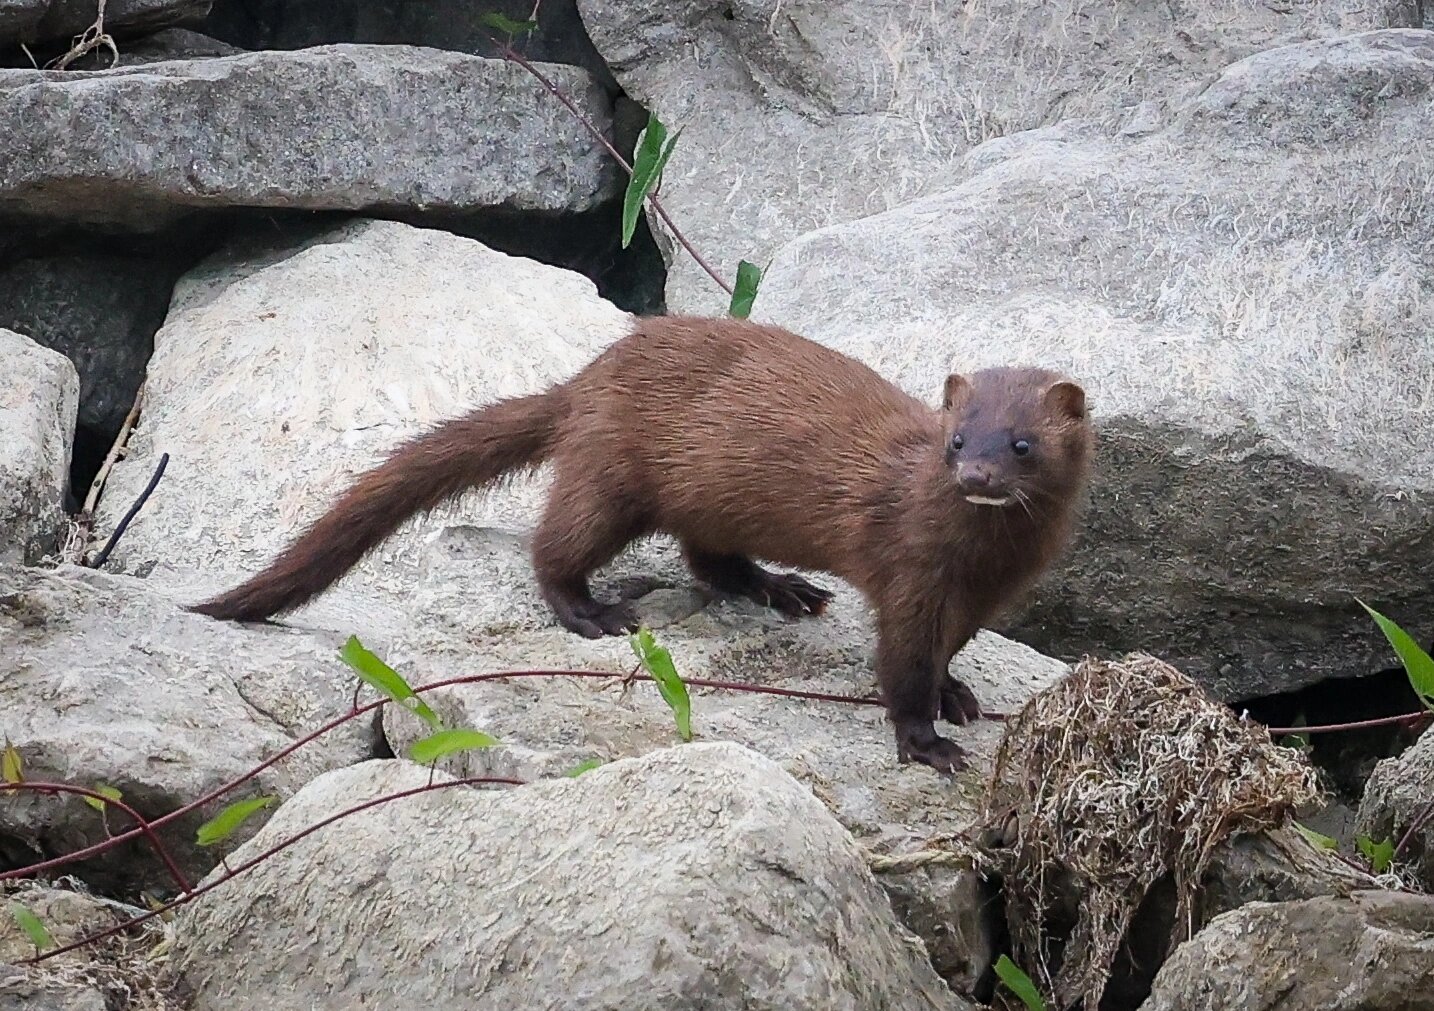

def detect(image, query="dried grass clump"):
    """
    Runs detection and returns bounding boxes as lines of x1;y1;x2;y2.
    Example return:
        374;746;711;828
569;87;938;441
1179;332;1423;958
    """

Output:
982;652;1321;1010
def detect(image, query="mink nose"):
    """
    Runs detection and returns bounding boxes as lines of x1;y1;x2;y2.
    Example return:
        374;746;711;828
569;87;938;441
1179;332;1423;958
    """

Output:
956;463;992;492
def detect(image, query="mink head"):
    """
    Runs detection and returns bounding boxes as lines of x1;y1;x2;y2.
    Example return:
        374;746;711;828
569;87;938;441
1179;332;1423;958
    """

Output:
940;366;1093;511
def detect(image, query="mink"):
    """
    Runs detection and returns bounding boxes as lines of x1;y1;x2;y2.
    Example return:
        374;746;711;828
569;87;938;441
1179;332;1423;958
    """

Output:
191;316;1094;773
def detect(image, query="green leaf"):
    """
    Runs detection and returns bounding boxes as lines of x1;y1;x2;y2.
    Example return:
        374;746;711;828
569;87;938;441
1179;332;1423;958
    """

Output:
1357;835;1395;874
409;728;500;765
993;955;1046;1011
565;758;604;778
621;114;681;249
82;783;124;812
1;740;20;784
1358;600;1434;712
196;795;277;847
629;627;693;741
728;259;762;319
9;902;53;951
1293;821;1339;852
479;11;538;35
340;636;442;729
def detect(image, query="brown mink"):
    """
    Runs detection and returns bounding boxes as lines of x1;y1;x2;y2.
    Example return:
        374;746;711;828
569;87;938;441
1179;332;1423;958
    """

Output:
191;316;1093;774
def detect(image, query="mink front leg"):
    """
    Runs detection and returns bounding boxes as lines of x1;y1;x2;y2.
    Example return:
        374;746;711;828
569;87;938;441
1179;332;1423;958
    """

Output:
875;611;969;774
935;608;985;726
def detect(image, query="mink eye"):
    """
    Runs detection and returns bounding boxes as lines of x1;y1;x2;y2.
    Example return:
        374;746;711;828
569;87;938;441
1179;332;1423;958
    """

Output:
1012;439;1031;456
950;434;964;451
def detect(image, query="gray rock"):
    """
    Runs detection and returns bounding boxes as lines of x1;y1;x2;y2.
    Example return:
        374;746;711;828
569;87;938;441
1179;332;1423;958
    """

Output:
1140;890;1434;1011
576;0;1419;314
0;885;117;964
66;26;241;68
0;563;380;894
0;328;76;565
90;217;634;574
753;30;1434;698
0;0;208;49
0;251;185;437
0;969;105;1011
1358;726;1434;890
171;746;975;1010
0;44;618;229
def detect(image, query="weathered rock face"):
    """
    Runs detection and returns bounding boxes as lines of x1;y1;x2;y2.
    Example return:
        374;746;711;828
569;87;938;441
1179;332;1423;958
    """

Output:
91;217;634;574
0;250;185;438
577;0;1422;314
0;328;76;566
1139;890;1434;1011
754;29;1434;699
0;563;380;893
0;0;209;50
171;746;976;1010
0;44;618;229
1358;725;1434;891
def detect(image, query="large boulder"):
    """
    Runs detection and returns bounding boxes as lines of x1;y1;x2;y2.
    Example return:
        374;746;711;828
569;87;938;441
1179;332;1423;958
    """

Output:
1139;890;1434;1011
0;328;76;565
91;217;634;574
0;563;379;894
0;45;618;229
171;746;976;1010
576;0;1422;313
1358;726;1434;891
752;29;1434;699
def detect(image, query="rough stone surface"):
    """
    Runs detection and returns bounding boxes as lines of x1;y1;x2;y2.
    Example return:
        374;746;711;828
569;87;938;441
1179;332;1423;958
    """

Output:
1140;890;1434;1010
577;0;1421;314
0;45;617;228
754;30;1434;698
171;747;975;1010
1358;726;1434;890
0;328;76;565
0;563;380;894
0;0;208;49
0;886;116;965
0;969;105;1011
90;217;632;574
0;250;186;437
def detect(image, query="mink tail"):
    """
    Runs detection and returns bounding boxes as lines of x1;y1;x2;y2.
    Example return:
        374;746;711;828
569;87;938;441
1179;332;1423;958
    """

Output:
189;388;567;622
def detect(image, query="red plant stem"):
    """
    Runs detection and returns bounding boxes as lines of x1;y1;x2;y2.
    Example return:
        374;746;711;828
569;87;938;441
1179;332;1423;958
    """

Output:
24;776;522;965
0;669;879;884
495;41;735;296
1264;711;1431;737
0;781;192;894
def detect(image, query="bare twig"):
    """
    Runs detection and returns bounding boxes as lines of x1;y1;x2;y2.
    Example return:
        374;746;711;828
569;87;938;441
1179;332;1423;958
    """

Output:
47;0;119;71
88;452;168;569
69;382;147;564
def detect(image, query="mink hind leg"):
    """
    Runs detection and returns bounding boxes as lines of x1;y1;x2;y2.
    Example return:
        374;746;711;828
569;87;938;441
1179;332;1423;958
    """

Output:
875;613;969;774
680;543;834;618
532;469;650;639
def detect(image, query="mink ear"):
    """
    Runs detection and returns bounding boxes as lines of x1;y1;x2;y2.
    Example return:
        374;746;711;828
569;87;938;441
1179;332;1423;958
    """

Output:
943;373;972;412
1045;380;1087;420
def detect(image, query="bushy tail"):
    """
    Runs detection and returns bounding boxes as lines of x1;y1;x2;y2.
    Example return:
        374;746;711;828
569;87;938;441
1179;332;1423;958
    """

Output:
190;389;565;622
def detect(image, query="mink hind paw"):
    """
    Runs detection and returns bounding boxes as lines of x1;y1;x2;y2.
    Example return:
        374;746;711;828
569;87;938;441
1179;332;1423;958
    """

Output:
938;678;984;726
552;600;641;639
894;722;970;775
751;571;835;618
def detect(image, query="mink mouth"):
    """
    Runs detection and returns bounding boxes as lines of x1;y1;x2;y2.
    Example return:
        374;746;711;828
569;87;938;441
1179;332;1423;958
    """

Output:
964;494;1015;507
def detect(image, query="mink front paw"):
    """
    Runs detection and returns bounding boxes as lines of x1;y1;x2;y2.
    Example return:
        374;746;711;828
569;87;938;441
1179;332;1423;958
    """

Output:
938;677;984;726
894;721;969;775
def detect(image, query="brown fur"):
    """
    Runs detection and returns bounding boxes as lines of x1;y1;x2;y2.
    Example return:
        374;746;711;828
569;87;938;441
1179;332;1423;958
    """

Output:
192;316;1094;773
